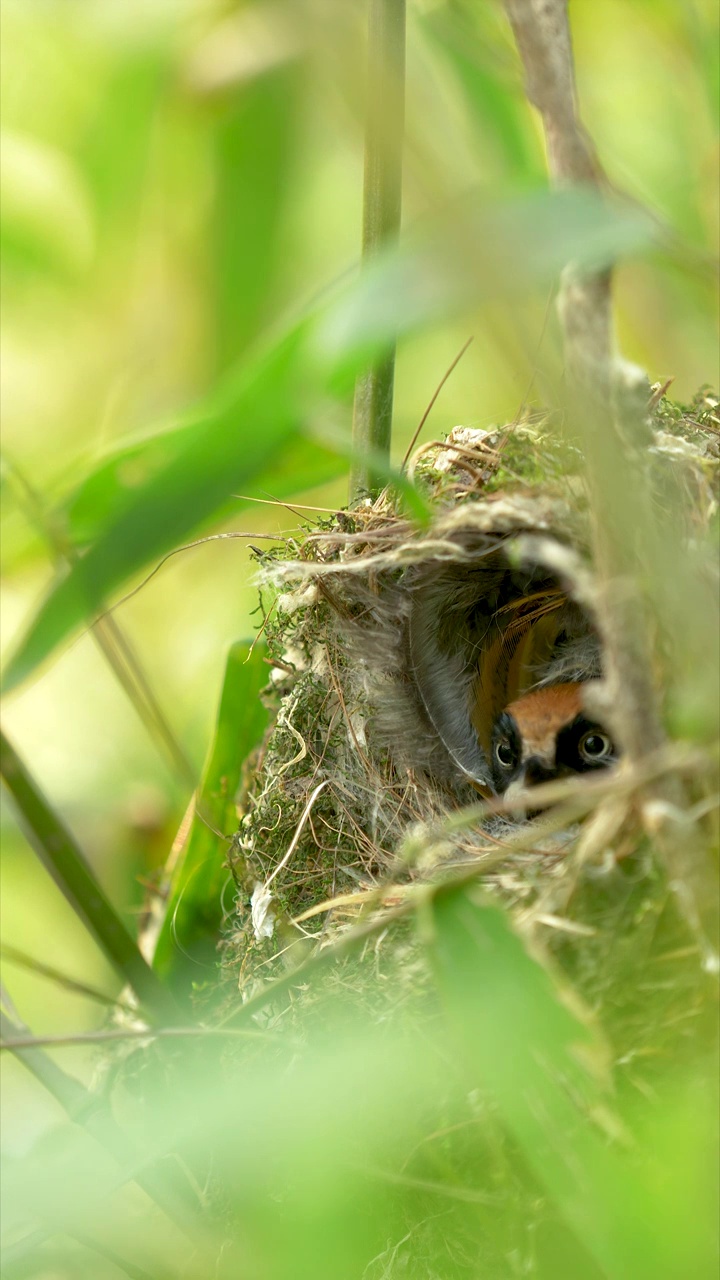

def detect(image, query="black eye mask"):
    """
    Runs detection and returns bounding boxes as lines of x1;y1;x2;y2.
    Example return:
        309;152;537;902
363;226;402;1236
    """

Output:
489;710;617;795
555;714;617;774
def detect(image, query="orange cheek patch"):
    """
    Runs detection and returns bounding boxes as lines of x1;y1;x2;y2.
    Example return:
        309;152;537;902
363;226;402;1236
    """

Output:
505;682;584;763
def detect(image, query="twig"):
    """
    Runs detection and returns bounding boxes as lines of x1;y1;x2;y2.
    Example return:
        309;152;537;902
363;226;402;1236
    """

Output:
502;0;718;957
0;943;135;1011
0;1025;294;1050
502;0;613;389
402;336;474;467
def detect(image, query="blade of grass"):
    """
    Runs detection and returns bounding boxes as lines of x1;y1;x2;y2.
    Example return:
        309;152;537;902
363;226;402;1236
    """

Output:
151;640;270;984
350;0;406;501
0;728;179;1023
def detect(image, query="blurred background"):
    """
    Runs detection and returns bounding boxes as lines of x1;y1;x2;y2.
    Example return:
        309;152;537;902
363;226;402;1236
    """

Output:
1;0;718;1152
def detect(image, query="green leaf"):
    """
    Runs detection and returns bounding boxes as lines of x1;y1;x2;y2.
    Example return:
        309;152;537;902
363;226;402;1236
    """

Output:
151;641;270;985
419;5;546;182
62;428;343;550
316;188;655;373
209;63;301;372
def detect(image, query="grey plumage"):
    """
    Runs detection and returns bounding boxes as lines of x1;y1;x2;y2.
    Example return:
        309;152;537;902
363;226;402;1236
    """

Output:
334;500;602;797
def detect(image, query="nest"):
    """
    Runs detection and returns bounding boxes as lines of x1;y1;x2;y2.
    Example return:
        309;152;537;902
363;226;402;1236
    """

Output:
221;393;718;1074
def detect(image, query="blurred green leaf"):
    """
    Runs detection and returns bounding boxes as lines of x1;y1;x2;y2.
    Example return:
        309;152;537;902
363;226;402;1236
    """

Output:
77;50;167;232
316;186;656;378
151;640;269;985
61;427;343;549
1;326;311;694
430;883;716;1280
419;5;546;183
3;185;655;695
209;63;301;371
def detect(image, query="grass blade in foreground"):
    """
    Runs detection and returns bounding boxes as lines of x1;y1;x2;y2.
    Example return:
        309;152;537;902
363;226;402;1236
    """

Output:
151;641;270;984
430;883;715;1280
0;729;179;1023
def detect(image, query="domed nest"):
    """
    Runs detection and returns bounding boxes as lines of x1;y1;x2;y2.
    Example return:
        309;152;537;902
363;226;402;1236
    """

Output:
220;392;719;1046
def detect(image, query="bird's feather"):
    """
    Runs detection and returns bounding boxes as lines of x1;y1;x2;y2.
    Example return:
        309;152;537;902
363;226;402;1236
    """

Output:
470;591;567;752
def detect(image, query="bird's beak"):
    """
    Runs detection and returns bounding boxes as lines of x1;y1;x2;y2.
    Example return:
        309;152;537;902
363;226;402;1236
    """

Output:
503;756;557;819
501;776;535;820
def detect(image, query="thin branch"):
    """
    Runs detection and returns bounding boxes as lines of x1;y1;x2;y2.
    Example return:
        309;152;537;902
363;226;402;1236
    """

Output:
0;943;135;1012
1;1024;295;1050
350;0;406;501
502;0;717;957
502;0;614;389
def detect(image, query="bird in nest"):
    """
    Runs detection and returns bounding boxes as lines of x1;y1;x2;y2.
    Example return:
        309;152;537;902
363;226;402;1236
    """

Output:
405;557;619;803
469;591;617;802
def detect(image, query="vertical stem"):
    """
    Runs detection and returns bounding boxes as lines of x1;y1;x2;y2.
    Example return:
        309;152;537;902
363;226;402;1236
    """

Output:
350;0;406;502
503;0;717;956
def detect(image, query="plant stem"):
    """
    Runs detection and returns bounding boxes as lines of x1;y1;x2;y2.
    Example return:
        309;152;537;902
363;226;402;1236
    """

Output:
0;729;180;1023
350;0;406;502
502;0;717;955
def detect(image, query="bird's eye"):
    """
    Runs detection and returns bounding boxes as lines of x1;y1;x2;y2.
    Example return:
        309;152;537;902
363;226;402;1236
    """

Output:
495;740;515;768
579;731;613;762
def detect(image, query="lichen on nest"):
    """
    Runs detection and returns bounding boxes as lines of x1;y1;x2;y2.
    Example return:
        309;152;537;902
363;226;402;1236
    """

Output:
221;393;718;1063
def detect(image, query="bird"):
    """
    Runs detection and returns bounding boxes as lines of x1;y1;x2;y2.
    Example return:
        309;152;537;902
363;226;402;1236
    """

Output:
487;680;617;800
469;589;618;798
348;514;618;806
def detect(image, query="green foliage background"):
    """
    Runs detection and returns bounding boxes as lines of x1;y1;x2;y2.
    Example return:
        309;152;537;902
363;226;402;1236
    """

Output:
1;1;718;1276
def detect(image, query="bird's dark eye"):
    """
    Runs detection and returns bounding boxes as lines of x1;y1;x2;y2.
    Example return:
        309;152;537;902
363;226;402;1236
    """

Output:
579;731;613;762
495;740;515;768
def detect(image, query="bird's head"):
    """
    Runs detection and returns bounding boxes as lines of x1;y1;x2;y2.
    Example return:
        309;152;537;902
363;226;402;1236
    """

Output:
489;681;617;801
